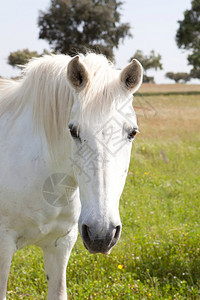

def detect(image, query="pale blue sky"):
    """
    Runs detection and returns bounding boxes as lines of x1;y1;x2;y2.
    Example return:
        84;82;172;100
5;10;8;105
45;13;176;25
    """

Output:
0;0;195;83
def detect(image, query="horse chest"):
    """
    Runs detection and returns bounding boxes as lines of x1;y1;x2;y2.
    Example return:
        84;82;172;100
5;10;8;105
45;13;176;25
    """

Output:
15;196;81;249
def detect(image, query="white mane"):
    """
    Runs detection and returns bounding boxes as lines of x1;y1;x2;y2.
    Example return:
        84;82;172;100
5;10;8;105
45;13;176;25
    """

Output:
0;53;126;159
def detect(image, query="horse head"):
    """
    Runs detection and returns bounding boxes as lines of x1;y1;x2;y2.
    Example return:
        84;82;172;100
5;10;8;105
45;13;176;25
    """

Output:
67;55;143;254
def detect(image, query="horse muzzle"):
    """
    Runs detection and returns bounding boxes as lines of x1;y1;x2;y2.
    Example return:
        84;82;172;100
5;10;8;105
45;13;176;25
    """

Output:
81;224;122;254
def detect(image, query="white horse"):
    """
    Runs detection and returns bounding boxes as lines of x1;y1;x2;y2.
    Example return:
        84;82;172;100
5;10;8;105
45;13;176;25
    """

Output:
0;53;143;300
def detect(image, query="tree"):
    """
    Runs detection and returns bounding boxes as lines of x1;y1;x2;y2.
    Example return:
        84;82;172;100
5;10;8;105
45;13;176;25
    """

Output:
130;50;162;83
165;72;191;83
8;49;39;68
38;0;132;60
176;0;200;78
8;49;50;69
143;75;155;84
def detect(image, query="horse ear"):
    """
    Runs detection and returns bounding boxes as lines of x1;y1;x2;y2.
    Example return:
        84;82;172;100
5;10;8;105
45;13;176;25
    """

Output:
120;59;143;93
67;56;89;90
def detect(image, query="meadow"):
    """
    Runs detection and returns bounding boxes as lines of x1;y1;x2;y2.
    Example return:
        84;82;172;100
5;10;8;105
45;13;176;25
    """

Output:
7;85;200;299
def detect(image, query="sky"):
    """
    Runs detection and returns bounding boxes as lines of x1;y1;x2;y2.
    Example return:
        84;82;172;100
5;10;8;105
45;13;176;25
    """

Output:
0;0;195;83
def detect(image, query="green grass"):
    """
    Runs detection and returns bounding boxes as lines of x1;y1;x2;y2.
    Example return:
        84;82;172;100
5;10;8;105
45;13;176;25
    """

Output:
7;95;200;299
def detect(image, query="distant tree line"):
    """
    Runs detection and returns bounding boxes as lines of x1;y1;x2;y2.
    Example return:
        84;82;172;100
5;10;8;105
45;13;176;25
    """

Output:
8;48;163;83
6;0;200;83
165;72;191;83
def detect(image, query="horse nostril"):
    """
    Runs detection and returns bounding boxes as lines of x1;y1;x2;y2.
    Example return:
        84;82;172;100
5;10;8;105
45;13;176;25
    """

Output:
81;223;122;254
114;225;121;240
82;224;90;249
82;224;89;239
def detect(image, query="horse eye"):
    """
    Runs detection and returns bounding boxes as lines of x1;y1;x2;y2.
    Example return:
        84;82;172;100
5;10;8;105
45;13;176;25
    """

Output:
127;128;139;140
68;124;80;140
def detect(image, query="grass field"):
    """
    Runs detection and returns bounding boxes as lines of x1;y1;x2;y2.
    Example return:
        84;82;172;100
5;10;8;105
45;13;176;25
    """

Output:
7;85;200;299
139;83;200;94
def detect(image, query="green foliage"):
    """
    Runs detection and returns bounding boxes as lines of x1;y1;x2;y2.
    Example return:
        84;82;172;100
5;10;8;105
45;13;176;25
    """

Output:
176;0;200;50
8;49;39;68
38;0;132;60
143;75;155;84
130;50;162;73
130;50;162;83
190;67;200;79
166;72;191;83
176;0;200;77
8;49;50;69
188;50;200;78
